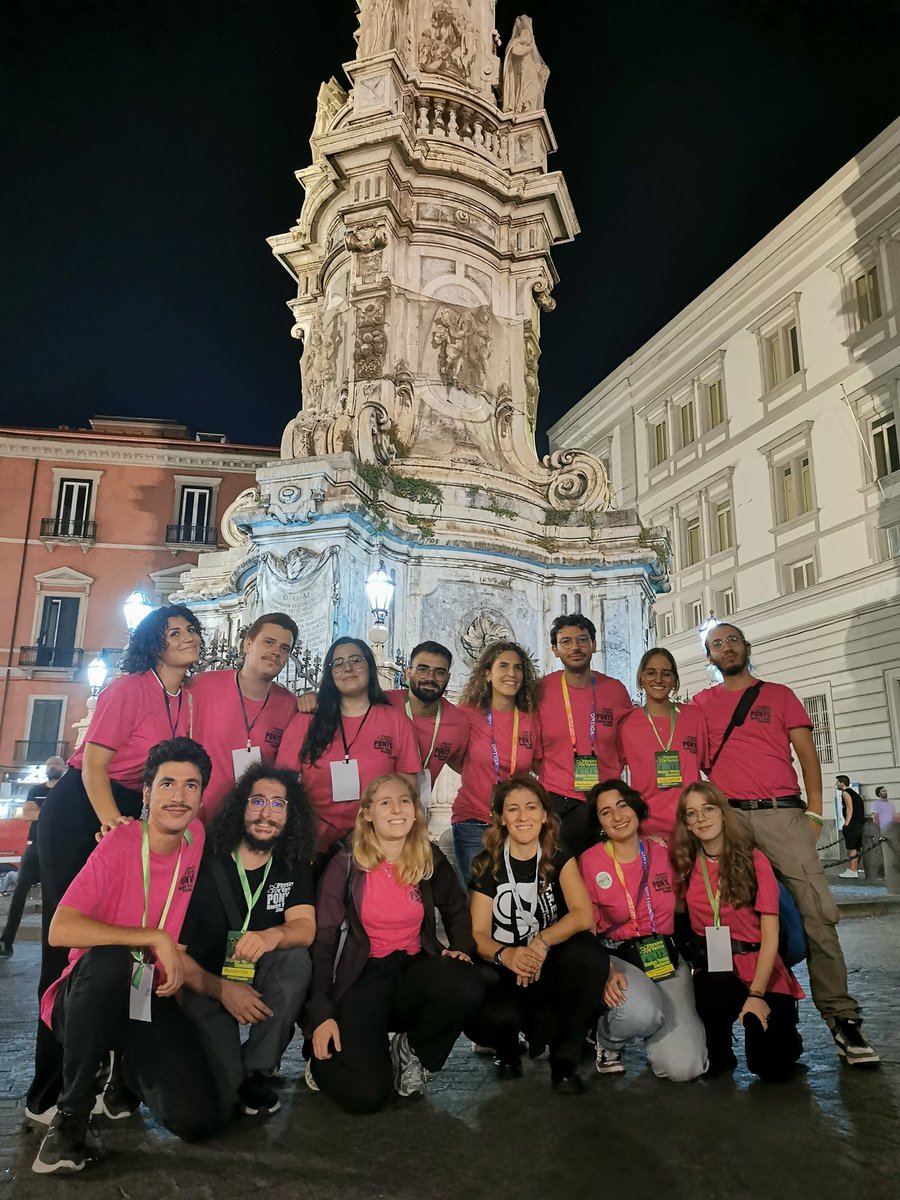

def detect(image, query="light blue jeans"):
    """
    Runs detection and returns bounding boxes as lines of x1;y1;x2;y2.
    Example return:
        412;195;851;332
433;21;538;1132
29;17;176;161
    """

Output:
452;819;490;887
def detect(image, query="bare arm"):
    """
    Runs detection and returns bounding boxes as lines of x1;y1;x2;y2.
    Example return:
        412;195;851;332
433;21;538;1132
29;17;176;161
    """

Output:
179;950;273;1024
538;858;595;946
232;904;316;962
82;742;133;830
49;904;182;996
23;800;42;823
739;911;779;1028
789;727;822;817
470;889;534;985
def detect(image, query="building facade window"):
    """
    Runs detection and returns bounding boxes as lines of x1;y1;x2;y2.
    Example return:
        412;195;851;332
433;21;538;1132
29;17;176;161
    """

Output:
707;378;725;428
651;419;668;467
779;455;814;522
788;557;817;592
659;610;674;639
684;517;702;566
854;265;882;329
764;321;801;389
888;524;900;558
800;692;835;766
690;599;703;628
714;501;734;552
873;413;899;479
168;475;222;547
716;586;736;617
679;400;696;448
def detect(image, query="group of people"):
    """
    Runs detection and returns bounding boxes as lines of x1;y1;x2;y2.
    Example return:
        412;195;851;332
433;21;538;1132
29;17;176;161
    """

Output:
12;604;882;1176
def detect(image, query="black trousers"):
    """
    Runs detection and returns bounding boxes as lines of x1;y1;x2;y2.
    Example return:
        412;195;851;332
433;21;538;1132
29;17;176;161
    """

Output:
28;768;143;1113
693;969;802;1083
548;793;595;859
465;931;609;1067
1;840;40;946
311;951;485;1115
52;946;233;1140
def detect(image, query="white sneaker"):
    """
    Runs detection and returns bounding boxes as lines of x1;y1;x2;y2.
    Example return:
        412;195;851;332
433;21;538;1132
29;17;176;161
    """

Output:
838;869;859;879
24;1105;57;1128
595;1046;625;1075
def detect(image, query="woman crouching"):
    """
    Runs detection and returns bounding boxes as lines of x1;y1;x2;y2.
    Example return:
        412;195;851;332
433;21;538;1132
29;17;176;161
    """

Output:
674;782;804;1082
307;774;484;1113
466;776;609;1093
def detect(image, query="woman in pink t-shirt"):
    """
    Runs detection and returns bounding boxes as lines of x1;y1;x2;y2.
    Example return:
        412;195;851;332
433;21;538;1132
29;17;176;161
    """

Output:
618;648;706;841
307;774;484;1113
276;638;420;856
674;782;804;1082
451;641;542;884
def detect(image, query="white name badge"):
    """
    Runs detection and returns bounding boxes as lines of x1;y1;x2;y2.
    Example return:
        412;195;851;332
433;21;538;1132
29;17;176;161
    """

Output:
330;758;361;803
705;925;734;973
129;960;154;1023
232;745;262;779
417;770;433;813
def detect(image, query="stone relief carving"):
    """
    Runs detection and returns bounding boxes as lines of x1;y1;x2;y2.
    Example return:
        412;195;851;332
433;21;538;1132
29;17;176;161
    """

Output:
310;78;347;158
419;2;475;84
357;0;406;58
460;611;514;662
357;384;397;465
354;299;388;379
301;315;336;407
345;224;388;255
432;304;492;392
531;280;556;312
221;487;262;548
502;15;549;113
262;483;324;526
543;449;612;512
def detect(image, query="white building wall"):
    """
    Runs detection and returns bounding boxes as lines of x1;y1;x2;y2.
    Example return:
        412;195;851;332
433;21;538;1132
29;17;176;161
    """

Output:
551;118;900;809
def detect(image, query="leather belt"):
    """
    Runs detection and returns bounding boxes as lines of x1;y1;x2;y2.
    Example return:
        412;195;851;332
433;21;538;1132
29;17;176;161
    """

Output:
728;795;804;811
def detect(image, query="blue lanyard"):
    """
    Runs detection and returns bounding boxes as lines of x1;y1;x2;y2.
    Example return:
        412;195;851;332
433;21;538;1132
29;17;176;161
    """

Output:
486;708;519;782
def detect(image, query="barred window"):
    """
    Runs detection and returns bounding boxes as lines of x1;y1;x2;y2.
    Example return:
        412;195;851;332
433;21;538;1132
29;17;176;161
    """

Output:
804;693;834;766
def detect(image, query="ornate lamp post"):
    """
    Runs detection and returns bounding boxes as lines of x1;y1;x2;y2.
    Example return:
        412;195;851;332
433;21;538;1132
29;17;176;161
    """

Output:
73;656;110;750
123;589;154;634
365;565;396;689
698;610;722;684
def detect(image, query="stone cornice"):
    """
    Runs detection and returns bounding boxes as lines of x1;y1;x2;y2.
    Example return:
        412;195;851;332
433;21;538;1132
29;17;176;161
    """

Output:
0;436;274;472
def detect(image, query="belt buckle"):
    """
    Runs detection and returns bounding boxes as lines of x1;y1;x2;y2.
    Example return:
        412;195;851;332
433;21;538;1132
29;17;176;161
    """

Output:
748;799;762;810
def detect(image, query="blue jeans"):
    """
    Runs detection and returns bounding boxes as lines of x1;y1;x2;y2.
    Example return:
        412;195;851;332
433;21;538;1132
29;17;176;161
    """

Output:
452;820;490;887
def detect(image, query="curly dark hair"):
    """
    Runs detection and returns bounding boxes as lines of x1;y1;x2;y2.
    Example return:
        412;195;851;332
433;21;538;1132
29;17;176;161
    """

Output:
457;641;541;713
470;775;560;887
205;764;315;870
585;778;650;845
143;737;212;790
120;605;205;675
300;637;388;766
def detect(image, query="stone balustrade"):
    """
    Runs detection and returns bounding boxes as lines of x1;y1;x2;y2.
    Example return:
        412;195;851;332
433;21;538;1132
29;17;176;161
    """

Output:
411;92;509;165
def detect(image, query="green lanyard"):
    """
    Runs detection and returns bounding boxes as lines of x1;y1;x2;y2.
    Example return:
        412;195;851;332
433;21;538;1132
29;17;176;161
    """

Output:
642;704;678;752
405;696;442;769
234;852;274;935
132;820;192;984
699;853;721;928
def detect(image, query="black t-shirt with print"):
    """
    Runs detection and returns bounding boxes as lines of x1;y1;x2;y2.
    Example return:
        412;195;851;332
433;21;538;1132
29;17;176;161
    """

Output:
182;850;314;974
471;848;571;946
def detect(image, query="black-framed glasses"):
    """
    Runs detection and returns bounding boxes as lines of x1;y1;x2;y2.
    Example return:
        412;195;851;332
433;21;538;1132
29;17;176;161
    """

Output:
412;665;449;681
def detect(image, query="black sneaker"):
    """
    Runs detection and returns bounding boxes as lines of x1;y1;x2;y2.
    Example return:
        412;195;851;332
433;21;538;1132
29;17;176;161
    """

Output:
32;1110;92;1175
493;1055;523;1080
831;1019;880;1067
239;1072;281;1115
96;1052;141;1119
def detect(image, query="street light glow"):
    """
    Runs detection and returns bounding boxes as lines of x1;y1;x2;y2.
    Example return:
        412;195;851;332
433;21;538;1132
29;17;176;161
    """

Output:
123;590;154;633
365;567;394;626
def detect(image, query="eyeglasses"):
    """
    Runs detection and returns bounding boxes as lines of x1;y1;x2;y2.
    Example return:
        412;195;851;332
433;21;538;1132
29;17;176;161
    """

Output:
412;665;449;681
642;669;675;681
247;796;288;812
556;635;593;648
332;655;366;672
683;803;718;825
708;634;743;651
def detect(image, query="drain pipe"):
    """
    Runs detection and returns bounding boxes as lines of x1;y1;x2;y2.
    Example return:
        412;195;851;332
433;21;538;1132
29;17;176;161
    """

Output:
0;458;39;764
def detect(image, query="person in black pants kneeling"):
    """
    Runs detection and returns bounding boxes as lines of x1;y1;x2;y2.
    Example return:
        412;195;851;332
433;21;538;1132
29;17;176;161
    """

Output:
307;773;484;1113
466;776;609;1093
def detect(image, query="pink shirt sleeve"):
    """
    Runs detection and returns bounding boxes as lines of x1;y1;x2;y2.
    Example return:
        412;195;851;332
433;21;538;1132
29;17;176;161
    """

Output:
752;848;781;916
780;688;813;731
80;675;143;753
393;711;423;773
275;712;311;771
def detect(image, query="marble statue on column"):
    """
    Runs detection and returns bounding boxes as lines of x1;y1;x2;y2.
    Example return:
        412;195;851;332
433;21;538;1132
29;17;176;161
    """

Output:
502;15;549;113
357;0;406;58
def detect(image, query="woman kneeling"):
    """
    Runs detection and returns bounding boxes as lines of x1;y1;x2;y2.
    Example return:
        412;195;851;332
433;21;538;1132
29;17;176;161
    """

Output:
674;783;804;1082
307;774;484;1113
467;777;608;1093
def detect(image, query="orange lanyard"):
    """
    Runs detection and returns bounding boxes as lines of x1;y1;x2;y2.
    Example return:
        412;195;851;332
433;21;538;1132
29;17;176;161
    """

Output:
561;675;597;754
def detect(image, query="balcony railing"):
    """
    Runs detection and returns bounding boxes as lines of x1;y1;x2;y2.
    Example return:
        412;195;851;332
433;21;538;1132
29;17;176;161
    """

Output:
19;646;85;670
13;739;70;764
39;517;97;541
165;524;218;547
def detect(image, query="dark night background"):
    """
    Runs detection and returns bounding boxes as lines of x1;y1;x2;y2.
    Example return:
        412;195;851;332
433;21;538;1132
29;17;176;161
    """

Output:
2;0;899;451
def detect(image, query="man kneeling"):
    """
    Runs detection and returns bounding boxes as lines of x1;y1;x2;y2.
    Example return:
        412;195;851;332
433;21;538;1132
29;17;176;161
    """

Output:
33;738;226;1175
180;765;316;1115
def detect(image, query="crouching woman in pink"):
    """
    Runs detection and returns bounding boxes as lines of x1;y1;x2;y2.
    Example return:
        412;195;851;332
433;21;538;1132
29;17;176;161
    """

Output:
674;782;804;1081
306;774;484;1113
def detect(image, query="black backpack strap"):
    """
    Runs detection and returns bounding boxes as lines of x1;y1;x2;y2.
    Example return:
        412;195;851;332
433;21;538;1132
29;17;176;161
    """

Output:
709;681;764;770
208;855;245;932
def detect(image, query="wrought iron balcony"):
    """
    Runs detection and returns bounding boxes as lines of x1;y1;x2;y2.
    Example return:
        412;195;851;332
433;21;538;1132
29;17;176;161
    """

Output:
18;645;85;670
13;739;70;764
165;524;218;547
39;517;96;542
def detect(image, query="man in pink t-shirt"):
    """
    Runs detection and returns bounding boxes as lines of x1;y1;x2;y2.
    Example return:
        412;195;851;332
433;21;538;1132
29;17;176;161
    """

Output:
190;613;300;821
696;622;879;1068
32;738;232;1177
537;613;633;856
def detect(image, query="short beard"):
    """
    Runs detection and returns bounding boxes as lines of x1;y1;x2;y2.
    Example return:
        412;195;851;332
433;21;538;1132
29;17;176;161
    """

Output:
408;679;447;704
243;828;283;854
718;658;749;676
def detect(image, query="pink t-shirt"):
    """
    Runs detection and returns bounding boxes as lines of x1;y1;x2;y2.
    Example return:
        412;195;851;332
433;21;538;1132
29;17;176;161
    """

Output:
41;818;205;1026
538;671;633;800
275;704;421;850
360;862;425;958
188;671;299;821
452;706;541;825
684;848;803;999
68;671;195;790
579;837;676;939
618;705;707;840
693;682;812;801
386;690;470;784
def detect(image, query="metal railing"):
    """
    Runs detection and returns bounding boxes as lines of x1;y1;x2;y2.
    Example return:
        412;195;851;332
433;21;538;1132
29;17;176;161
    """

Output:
39;517;96;540
165;524;218;546
13;739;70;764
18;646;85;670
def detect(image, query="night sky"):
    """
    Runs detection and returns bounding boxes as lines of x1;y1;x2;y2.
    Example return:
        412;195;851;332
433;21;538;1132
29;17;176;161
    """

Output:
3;0;899;452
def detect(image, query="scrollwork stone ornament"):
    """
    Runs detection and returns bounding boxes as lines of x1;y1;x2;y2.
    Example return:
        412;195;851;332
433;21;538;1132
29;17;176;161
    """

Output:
221;487;262;548
354;299;388;380
542;449;612;512
345;224;388;255
460;611;514;662
531;280;556;313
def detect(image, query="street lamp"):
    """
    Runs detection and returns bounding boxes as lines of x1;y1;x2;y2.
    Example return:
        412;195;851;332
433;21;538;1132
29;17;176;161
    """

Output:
123;590;154;634
365;564;396;689
86;656;108;696
698;610;722;683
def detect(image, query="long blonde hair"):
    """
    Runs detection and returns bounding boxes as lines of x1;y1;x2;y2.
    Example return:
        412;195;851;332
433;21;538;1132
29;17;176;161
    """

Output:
352;773;434;887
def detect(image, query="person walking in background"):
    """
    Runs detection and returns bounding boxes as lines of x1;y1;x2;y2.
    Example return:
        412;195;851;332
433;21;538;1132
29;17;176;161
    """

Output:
872;786;894;831
0;756;65;959
835;775;865;879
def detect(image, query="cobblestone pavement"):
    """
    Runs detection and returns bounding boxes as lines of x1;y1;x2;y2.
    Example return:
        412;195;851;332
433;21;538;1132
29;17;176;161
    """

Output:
1;916;898;1200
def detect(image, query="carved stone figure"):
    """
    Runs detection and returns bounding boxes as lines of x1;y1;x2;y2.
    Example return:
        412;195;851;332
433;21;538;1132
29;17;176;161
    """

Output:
502;15;549;113
419;2;474;84
354;300;388;379
302;315;336;407
357;0;405;58
310;78;347;159
432;304;492;392
344;224;388;254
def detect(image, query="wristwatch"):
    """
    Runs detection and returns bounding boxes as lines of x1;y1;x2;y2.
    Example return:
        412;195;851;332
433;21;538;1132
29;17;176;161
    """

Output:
493;948;507;967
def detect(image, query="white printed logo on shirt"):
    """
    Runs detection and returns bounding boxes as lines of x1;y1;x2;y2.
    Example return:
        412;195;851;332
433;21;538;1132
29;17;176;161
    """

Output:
266;882;292;912
492;879;558;946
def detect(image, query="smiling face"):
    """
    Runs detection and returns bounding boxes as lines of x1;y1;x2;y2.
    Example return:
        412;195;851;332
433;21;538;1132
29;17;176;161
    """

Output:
640;652;677;703
705;624;750;677
243;777;289;852
406;650;451;704
485;650;524;702
552;623;596;672
681;789;725;849
596;789;640;844
330;642;370;697
144;761;204;835
364;777;417;844
157;615;202;672
243;623;293;682
501;786;547;848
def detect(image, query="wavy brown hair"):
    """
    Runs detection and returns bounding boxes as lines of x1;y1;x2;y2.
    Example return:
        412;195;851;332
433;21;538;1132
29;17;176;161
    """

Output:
352;774;433;887
673;782;758;908
457;641;541;713
470;775;560;887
